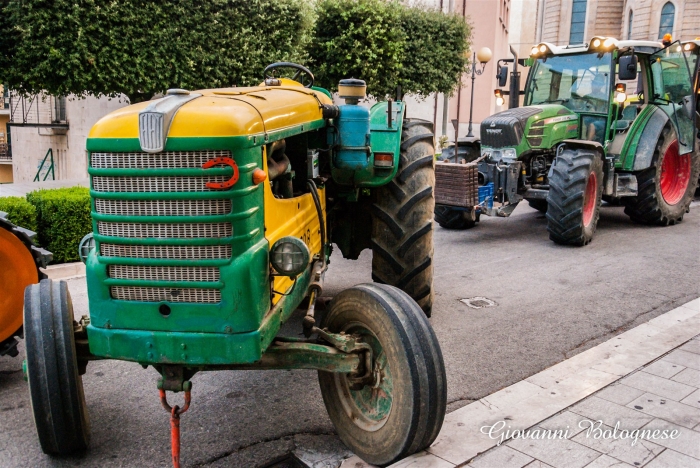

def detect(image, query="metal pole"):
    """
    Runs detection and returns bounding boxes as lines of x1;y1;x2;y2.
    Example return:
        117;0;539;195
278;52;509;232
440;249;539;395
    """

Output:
466;52;476;138
441;0;455;137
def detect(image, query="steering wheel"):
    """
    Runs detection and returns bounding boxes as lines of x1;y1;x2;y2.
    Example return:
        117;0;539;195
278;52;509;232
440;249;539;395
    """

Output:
264;62;314;88
570;93;598;111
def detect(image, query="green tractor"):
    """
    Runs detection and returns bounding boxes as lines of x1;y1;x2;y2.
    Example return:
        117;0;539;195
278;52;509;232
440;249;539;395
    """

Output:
682;39;700;190
21;64;444;467
435;37;699;245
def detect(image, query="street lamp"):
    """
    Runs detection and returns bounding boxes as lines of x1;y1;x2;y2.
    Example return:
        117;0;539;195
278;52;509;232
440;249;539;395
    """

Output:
465;47;492;138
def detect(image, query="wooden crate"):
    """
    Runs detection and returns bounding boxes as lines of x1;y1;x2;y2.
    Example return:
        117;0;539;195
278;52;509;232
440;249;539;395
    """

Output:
434;162;479;207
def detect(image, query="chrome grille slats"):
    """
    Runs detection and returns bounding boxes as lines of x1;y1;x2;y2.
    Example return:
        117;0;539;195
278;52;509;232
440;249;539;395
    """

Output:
92;175;228;193
91;150;229;169
97;221;232;239
108;265;220;282
94;199;231;216
100;243;232;259
111;286;221;303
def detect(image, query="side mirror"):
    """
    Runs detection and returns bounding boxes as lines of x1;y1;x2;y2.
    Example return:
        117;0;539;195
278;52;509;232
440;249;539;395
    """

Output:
618;55;638;81
497;66;508;87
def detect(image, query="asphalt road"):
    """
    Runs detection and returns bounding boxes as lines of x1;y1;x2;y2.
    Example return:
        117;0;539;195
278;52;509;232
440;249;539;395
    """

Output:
1;198;699;468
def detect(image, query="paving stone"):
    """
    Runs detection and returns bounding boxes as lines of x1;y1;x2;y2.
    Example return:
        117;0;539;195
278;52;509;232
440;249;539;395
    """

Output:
644;449;700;468
662;350;700;371
679;340;700;356
642;360;685;379
670;367;700;387
569;396;654;430
469;446;533;468
627;393;700;429
594;384;646;406
389;451;454;468
679;388;700;410
620;371;695;401
572;422;663;466
582;454;635;468
340;455;378;468
524;461;555;468
639;419;700;459
507;428;601;468
540;411;589;437
679;299;700;313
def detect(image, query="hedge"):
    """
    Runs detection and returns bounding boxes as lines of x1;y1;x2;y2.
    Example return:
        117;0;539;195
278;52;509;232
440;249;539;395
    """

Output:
309;0;471;98
26;187;91;264
0;196;37;232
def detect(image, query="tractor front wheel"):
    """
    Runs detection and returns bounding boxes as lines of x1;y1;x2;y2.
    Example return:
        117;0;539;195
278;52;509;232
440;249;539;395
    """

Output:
624;126;699;225
371;119;435;316
318;284;446;467
434;205;479;229
24;279;90;455
546;148;603;246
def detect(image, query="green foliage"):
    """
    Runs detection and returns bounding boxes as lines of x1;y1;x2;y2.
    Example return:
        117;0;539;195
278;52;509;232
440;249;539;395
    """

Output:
0;0;314;103
26;187;91;264
0;196;37;232
310;0;471;98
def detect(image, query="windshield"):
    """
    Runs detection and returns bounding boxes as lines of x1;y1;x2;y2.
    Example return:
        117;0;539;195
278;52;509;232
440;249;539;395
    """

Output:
526;53;613;114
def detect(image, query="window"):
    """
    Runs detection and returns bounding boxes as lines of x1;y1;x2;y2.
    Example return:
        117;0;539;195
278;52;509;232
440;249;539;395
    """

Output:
658;2;675;39
569;0;588;44
627;10;633;40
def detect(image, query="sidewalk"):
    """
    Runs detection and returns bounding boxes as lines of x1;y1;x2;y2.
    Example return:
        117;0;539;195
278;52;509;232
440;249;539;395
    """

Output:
342;298;700;468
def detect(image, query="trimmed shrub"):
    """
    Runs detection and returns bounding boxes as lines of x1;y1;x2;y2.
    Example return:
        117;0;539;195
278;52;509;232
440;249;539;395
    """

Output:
0;196;38;232
26;187;91;263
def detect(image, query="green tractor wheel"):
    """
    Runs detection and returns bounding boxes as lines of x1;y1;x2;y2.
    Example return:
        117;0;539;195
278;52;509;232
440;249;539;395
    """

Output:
24;279;91;455
546;148;604;246
624;126;699;225
371;119;435;316
318;284;446;467
434;205;479;229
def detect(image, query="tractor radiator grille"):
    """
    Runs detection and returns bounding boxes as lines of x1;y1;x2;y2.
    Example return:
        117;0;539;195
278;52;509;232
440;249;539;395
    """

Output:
100;243;232;260
92;176;228;193
94;199;232;217
91;151;229;169
434;162;479;207
97;221;232;239
111;286;221;303
108;265;220;282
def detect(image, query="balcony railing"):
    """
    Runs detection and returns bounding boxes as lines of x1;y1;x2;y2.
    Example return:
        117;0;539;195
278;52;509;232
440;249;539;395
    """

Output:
0;143;10;162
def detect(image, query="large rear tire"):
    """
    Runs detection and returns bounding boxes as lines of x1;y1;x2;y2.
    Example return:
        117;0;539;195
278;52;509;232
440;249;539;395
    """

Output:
434;205;478;229
624;126;699;225
371;119;435;316
318;284;446;467
546;148;603;246
24;279;90;454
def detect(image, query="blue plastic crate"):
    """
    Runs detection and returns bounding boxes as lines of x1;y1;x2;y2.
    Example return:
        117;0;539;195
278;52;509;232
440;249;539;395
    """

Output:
478;183;494;210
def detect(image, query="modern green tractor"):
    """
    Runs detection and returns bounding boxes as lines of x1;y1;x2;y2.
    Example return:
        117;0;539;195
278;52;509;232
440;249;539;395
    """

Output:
21;64;444;467
435;37;699;245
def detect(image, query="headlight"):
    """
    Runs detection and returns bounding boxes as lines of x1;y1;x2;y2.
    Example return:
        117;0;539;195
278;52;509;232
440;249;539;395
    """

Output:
270;236;310;277
502;148;517;159
78;233;95;264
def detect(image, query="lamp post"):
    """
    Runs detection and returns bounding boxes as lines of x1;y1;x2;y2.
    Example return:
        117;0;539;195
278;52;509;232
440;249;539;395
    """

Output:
465;47;492;138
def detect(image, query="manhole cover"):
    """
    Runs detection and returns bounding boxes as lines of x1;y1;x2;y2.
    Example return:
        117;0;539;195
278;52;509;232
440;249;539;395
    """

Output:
460;297;497;309
261;454;309;468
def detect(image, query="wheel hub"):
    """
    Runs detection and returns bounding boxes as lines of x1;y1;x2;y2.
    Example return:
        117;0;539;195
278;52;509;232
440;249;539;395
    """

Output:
660;140;691;206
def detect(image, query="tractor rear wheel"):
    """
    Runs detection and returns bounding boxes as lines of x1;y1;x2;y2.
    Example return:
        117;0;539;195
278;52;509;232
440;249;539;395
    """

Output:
546;148;603;246
434;205;478;229
24;279;90;454
371;119;435;316
624;126;699;225
0;218;46;357
318;284;446;467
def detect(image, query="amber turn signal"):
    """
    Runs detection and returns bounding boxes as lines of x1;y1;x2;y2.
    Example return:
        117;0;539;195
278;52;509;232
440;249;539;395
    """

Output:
252;168;267;185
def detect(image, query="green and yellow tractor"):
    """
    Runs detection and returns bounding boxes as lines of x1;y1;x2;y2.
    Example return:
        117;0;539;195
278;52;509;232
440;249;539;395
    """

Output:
22;64;445;467
435;37;698;245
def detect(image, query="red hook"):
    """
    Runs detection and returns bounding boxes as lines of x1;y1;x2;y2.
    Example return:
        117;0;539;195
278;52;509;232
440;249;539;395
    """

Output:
159;388;192;468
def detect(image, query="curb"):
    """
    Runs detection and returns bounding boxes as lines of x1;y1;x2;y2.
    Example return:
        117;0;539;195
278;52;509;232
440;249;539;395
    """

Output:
41;261;86;280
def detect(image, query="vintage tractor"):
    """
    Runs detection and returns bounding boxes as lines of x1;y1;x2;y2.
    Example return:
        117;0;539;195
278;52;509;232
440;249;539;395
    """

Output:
435;38;699;245
0;215;51;357
22;63;445;467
